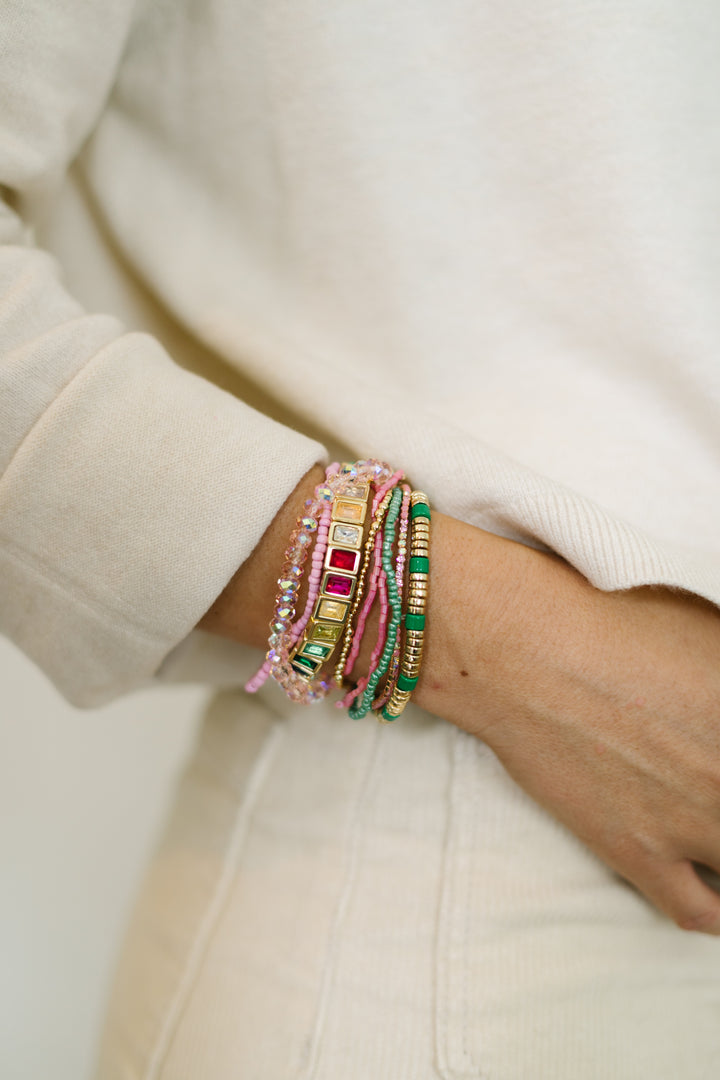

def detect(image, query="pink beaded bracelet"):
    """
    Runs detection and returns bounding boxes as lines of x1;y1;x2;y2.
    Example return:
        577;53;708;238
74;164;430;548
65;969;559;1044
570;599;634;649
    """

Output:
245;459;402;705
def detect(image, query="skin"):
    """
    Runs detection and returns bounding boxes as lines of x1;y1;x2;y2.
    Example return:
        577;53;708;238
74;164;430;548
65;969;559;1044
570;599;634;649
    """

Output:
199;465;720;935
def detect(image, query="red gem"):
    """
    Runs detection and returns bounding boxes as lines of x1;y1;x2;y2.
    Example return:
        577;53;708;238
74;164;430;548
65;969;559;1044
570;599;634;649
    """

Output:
325;574;353;597
329;548;357;572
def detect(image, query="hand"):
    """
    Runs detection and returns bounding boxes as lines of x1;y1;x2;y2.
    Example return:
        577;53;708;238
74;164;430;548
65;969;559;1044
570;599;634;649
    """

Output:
416;514;720;935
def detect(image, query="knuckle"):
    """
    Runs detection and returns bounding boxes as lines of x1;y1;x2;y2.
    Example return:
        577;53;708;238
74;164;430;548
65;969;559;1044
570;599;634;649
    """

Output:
674;907;720;934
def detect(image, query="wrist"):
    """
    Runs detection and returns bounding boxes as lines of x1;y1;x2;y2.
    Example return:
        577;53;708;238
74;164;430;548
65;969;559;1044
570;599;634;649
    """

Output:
197;464;327;649
412;513;532;738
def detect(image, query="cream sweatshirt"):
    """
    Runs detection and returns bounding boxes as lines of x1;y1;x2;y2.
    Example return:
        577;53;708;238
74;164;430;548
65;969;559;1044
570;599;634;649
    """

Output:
1;1;719;706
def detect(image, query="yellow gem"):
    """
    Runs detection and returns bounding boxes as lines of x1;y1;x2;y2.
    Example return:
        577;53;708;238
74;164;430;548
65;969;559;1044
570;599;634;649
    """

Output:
316;598;348;622
332;498;367;525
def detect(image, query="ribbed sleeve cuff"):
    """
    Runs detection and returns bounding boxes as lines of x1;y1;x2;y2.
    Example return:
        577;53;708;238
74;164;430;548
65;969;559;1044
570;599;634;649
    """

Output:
0;333;326;706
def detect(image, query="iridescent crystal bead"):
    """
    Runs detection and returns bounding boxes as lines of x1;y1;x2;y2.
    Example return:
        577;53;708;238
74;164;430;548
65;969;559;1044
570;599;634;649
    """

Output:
272;619;290;633
277;605;295;620
300;516;318;532
280;591;296;605
317;485;334;501
277;578;299;592
298;532;312;545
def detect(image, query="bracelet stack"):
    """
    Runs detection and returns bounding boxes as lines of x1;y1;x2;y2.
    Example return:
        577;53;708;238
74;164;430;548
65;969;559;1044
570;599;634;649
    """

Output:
245;459;431;721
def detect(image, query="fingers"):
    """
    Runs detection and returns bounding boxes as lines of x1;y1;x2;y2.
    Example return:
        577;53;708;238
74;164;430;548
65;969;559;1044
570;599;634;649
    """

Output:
631;857;720;935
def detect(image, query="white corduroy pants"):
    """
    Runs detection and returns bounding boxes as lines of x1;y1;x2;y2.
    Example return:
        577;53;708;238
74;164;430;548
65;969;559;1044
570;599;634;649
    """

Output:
95;689;720;1080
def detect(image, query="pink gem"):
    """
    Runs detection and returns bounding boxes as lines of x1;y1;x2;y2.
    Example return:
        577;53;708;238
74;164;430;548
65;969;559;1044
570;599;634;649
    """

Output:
329;548;358;572
325;574;353;597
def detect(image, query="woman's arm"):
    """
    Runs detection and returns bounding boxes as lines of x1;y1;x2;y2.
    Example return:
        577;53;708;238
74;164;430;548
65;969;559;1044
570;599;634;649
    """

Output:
199;464;720;935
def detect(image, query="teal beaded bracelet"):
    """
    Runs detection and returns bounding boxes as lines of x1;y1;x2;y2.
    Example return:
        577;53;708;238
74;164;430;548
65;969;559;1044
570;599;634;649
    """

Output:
348;485;404;720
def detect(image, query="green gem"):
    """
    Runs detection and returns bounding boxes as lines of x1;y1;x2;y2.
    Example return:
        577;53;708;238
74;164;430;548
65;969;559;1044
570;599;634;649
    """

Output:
303;642;332;660
291;655;320;675
409;556;429;575
397;674;418;692
410;503;431;520
404;612;426;631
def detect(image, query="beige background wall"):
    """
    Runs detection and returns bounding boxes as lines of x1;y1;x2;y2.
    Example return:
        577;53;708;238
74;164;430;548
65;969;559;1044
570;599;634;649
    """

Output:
0;637;206;1080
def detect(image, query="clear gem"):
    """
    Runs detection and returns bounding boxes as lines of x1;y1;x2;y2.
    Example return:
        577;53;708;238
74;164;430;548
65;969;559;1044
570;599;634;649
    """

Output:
341;481;370;499
333;524;361;546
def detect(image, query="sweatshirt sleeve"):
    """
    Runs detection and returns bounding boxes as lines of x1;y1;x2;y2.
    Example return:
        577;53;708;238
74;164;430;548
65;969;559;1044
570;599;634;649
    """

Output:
0;2;326;707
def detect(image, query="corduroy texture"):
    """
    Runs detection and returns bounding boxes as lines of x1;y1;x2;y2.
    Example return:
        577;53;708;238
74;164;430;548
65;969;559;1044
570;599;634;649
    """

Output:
95;691;720;1080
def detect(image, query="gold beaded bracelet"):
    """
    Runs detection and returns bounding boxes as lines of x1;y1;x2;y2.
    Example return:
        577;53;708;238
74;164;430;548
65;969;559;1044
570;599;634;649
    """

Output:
288;481;372;678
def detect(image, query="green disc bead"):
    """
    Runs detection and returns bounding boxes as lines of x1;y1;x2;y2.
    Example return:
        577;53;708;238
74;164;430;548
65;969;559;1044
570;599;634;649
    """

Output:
397;673;419;692
404;612;426;631
410;503;431;520
409;555;429;575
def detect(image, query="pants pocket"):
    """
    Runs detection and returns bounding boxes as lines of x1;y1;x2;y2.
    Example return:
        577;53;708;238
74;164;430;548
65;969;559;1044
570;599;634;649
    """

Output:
434;727;720;1080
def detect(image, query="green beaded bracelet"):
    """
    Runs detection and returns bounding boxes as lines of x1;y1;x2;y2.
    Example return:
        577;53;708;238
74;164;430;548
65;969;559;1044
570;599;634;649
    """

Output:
348;485;404;720
381;490;431;721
